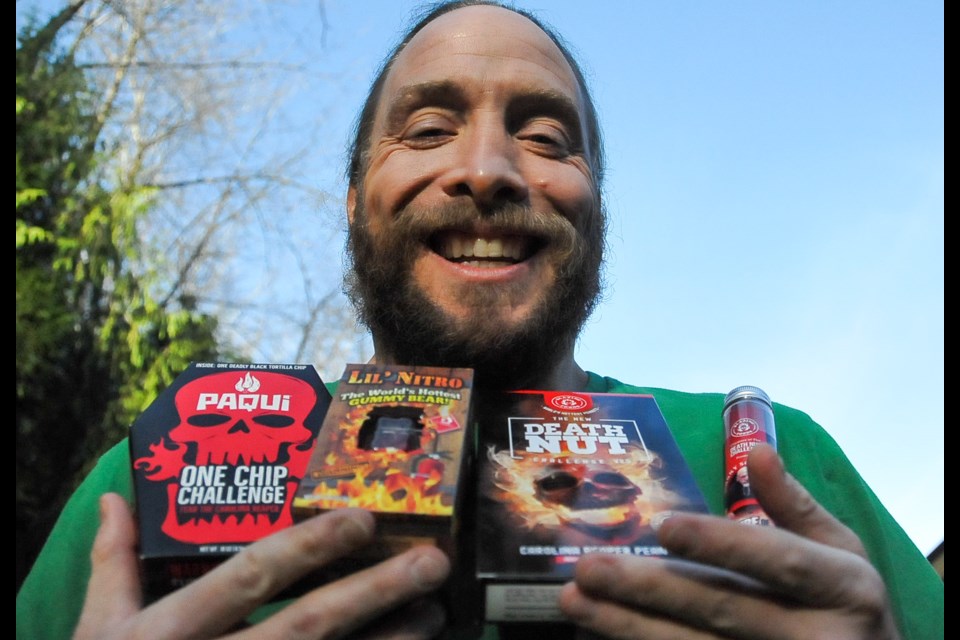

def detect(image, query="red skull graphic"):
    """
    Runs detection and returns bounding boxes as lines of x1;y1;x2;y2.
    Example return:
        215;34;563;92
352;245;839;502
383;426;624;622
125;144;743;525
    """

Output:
169;370;315;466
135;369;321;544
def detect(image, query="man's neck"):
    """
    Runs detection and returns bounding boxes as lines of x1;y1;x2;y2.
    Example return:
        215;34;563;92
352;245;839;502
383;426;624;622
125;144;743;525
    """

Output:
527;356;589;391
367;348;589;391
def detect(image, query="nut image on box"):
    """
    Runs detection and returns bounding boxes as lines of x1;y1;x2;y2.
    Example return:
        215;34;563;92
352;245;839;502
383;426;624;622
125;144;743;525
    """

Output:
130;362;331;601
293;364;474;556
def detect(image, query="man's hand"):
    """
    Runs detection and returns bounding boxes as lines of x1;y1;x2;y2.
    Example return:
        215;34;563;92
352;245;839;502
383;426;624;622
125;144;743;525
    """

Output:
74;493;450;640
558;444;902;639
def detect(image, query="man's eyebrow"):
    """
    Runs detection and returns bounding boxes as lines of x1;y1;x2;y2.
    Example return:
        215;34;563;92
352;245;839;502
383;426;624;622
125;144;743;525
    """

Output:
383;81;468;132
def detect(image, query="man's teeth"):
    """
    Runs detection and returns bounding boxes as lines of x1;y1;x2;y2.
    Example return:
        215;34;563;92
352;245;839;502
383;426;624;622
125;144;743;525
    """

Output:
443;236;525;262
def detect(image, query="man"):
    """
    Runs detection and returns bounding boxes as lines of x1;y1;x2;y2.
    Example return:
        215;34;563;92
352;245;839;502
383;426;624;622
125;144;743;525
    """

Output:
16;2;943;639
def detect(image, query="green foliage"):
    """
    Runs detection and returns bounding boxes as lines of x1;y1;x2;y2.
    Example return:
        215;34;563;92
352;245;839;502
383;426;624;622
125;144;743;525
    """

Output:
16;6;224;588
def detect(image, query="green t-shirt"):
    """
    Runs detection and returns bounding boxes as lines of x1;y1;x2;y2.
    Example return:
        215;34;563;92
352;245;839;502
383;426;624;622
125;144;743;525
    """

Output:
16;373;944;639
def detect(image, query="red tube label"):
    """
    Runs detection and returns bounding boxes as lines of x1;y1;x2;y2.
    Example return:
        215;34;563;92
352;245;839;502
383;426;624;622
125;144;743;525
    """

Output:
723;398;776;526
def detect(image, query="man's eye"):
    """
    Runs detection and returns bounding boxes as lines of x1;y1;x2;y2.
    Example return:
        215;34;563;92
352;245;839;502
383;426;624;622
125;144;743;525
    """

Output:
525;134;570;156
403;125;453;148
519;122;571;155
402;113;456;145
528;133;562;145
412;127;449;138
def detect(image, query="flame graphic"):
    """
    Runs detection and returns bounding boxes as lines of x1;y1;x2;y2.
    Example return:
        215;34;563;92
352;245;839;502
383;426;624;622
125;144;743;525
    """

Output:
235;372;261;393
134;437;189;481
300;465;450;515
299;403;452;515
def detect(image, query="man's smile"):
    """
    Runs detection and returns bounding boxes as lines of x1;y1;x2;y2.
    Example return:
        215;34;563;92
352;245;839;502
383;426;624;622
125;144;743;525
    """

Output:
429;231;539;268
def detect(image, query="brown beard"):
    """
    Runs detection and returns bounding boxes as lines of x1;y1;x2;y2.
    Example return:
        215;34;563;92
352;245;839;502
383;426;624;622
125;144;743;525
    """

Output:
344;198;605;390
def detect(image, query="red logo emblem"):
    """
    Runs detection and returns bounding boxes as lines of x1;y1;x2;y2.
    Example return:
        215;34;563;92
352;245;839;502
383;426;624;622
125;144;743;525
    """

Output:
731;418;760;437
545;392;591;413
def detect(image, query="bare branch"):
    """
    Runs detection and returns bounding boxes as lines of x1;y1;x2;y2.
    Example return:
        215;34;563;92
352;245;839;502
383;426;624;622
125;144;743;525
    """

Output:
41;0;364;366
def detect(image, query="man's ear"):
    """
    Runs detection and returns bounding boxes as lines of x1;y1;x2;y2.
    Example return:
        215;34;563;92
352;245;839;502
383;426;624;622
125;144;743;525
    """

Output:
347;184;358;226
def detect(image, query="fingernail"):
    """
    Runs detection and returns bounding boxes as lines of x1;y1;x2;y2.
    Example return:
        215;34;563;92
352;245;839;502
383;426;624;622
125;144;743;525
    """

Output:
335;512;374;547
411;550;449;589
558;583;590;620
774;451;787;477
657;515;692;551
577;555;616;587
98;494;108;523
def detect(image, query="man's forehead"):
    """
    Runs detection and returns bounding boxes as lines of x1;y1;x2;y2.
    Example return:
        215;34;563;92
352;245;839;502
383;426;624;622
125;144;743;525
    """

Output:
379;5;584;117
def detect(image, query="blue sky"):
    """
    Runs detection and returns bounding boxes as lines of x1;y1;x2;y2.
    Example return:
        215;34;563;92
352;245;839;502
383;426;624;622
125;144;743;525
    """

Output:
314;0;944;556
18;1;943;556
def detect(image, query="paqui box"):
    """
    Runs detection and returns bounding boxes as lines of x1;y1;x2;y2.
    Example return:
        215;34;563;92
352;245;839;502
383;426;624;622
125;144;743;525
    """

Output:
292;363;475;569
475;390;710;625
130;362;332;603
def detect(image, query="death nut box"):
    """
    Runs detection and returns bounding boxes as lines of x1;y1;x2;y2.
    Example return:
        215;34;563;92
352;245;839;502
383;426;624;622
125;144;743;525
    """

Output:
476;390;710;624
293;364;474;567
130;362;332;602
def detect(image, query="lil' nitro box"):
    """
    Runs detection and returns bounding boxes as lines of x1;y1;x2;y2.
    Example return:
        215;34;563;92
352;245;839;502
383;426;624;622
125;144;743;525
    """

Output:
475;390;710;624
292;363;474;567
130;362;332;602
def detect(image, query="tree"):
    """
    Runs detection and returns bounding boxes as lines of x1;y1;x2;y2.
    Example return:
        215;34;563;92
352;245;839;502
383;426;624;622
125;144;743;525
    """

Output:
16;0;366;588
51;0;366;375
16;1;223;588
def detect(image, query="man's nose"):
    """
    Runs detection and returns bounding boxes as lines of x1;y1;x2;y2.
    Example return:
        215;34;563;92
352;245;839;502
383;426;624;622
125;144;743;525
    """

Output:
441;126;528;206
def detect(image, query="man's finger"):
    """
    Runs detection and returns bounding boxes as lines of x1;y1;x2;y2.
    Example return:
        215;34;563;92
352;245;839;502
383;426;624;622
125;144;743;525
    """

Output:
561;572;730;640
124;508;377;639
237;544;451;640
651;444;882;607
747;443;867;557
73;493;144;640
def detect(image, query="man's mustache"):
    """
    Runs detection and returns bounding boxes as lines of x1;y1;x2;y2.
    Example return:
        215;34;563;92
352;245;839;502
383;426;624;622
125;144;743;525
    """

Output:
388;201;586;269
